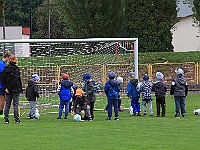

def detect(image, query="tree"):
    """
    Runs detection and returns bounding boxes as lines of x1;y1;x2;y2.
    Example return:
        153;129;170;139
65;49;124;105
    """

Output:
3;0;43;27
33;0;71;38
57;0;124;38
180;0;200;27
125;0;178;52
193;0;200;24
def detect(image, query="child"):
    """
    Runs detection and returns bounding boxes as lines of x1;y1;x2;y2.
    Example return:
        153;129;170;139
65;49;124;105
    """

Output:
71;88;92;121
139;74;153;116
82;73;96;120
57;73;73;119
104;76;124;112
26;74;40;120
152;72;167;117
127;72;141;116
104;71;120;120
170;68;188;118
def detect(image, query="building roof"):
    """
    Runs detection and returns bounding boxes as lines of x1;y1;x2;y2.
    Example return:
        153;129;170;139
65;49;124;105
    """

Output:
22;27;30;35
177;0;193;18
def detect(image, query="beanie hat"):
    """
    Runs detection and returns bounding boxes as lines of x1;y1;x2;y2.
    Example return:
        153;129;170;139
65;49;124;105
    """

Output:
175;68;184;75
117;77;123;83
129;72;135;77
32;74;40;81
143;74;149;80
9;55;18;64
62;74;69;79
156;72;164;81
108;71;116;79
83;73;91;81
75;88;83;96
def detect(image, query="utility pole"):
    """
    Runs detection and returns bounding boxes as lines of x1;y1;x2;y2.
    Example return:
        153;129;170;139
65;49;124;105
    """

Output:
29;0;32;39
48;0;50;39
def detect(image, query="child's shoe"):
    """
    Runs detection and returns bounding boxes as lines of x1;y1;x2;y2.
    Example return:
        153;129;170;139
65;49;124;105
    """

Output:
143;113;147;116
114;117;119;120
15;118;22;124
105;117;111;120
64;116;68;119
57;116;61;119
5;118;9;124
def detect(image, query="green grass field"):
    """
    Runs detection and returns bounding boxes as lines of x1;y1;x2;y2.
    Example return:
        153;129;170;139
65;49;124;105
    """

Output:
1;93;200;150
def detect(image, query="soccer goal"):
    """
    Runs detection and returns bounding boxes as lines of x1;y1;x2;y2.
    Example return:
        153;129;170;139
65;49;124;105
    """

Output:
0;38;138;110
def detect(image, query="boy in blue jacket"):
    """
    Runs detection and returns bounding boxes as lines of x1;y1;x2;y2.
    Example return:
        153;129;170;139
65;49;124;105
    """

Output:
104;71;120;120
57;74;73;119
127;72;141;116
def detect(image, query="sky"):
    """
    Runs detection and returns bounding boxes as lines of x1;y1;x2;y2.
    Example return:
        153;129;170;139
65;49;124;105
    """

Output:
177;0;193;17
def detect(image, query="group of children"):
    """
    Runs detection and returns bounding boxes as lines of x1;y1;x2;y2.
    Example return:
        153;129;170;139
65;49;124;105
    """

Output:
25;67;188;121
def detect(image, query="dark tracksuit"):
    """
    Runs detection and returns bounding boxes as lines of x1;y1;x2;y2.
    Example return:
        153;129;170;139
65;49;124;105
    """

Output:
152;81;167;117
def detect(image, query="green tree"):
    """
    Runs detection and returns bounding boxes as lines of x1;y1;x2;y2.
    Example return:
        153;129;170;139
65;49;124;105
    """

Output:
57;0;124;38
33;0;71;38
3;0;43;27
125;0;177;52
193;0;200;24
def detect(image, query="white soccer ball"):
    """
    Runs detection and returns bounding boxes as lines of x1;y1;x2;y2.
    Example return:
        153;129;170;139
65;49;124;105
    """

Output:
35;108;40;118
73;114;81;122
129;107;134;116
193;109;200;115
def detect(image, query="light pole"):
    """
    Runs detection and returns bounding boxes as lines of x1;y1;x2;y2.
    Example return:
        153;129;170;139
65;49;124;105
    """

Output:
29;0;32;39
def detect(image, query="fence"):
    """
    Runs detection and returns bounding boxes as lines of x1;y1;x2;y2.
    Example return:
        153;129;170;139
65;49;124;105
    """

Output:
19;62;200;96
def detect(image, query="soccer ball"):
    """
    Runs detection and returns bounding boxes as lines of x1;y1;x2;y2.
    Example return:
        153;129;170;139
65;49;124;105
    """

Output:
193;109;200;115
129;107;134;116
35;108;40;119
73;114;81;122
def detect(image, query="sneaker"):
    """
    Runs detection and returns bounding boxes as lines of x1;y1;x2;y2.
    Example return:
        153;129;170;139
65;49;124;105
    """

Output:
150;114;153;117
31;116;39;120
132;112;136;116
143;113;147;116
64;116;68;119
57;116;61;119
5;119;9;124
136;112;141;116
114;117;119;120
88;118;93;121
175;114;180;118
156;115;160;117
105;117;111;120
15;119;22;124
0;114;4;118
182;114;186;117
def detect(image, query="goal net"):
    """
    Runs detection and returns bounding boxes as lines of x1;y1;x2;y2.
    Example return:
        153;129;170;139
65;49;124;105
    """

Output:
0;38;138;112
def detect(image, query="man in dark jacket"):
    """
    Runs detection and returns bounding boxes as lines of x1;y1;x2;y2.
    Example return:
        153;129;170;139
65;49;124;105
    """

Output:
82;73;96;120
26;74;40;119
2;55;23;124
170;68;188;118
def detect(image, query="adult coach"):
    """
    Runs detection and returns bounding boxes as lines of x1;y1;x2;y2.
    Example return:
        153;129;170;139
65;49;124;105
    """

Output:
2;55;23;124
0;52;11;118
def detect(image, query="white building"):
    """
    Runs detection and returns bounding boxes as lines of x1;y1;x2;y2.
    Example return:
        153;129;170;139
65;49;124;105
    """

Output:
0;26;30;57
172;1;200;52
